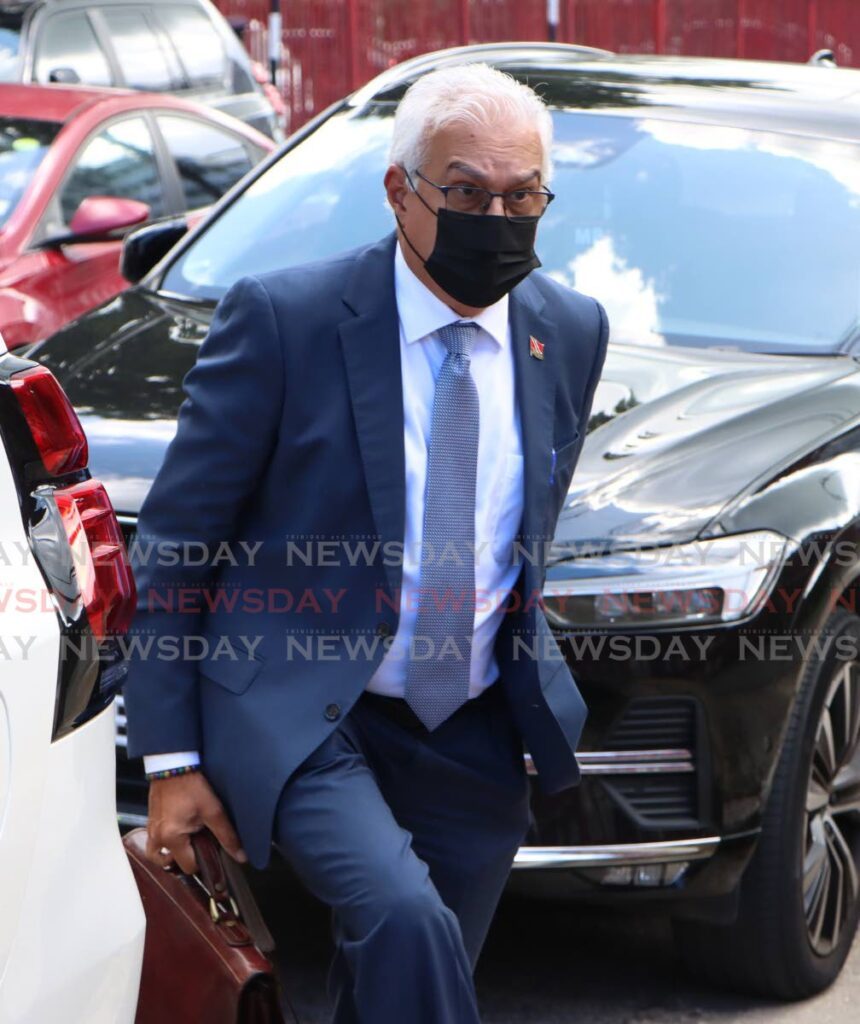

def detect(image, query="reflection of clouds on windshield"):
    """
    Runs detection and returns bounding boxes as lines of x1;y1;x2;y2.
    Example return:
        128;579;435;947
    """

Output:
642;120;749;152
174;110;396;294
553;138;626;170
290;190;340;229
643;118;860;203
548;235;666;346
247;119;393;199
182;258;215;286
760;137;860;205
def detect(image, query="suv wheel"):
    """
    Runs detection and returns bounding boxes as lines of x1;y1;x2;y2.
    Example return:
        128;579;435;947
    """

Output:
674;609;860;998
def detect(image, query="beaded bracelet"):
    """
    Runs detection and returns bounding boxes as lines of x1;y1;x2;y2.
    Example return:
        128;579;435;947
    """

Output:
145;764;202;781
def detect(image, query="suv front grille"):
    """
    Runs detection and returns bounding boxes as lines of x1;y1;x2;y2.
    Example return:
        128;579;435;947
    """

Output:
605;697;697;751
600;697;706;828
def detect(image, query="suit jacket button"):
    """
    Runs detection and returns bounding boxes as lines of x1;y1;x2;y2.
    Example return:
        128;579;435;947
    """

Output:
324;703;341;722
375;622;391;638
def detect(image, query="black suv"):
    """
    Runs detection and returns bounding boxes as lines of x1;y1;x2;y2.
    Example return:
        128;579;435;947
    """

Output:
0;0;281;139
32;43;860;1001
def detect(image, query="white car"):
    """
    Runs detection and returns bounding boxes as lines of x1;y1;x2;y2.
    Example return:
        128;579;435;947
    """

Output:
0;334;143;1022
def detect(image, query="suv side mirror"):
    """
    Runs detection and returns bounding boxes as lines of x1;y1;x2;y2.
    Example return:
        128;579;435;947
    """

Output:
120;218;188;285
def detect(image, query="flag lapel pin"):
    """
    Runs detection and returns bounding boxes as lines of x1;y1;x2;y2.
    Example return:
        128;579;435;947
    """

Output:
529;335;545;360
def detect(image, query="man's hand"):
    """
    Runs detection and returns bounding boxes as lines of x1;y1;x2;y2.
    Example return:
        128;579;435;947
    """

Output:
145;771;248;874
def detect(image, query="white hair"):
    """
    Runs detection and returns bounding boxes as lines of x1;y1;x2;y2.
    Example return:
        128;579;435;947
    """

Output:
389;63;553;185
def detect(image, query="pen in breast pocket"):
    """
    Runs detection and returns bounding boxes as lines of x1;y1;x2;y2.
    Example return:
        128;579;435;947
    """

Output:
550;447;557;485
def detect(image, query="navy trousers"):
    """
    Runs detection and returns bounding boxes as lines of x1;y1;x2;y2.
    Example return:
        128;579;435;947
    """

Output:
272;680;531;1023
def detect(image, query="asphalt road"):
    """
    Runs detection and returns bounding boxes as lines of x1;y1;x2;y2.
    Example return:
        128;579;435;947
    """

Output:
249;865;860;1024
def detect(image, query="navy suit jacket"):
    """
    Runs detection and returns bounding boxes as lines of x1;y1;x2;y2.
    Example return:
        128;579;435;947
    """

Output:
124;232;609;867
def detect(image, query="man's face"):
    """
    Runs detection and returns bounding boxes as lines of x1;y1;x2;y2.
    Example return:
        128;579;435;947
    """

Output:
384;118;545;315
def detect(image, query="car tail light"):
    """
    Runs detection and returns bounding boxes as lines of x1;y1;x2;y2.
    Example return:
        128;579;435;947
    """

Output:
53;478;136;641
10;364;88;475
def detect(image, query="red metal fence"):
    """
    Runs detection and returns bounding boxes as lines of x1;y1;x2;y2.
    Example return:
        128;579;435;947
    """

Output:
216;0;860;131
559;0;860;62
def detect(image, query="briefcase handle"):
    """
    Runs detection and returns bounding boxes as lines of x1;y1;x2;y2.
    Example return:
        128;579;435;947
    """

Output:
189;829;276;954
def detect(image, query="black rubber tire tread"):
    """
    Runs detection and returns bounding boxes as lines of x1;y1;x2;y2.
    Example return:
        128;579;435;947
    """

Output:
674;609;860;999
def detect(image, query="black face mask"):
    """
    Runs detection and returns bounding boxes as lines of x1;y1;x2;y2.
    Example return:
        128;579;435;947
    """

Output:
398;206;541;308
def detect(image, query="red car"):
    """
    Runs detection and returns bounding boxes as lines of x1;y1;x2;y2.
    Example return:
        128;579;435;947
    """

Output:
0;84;274;349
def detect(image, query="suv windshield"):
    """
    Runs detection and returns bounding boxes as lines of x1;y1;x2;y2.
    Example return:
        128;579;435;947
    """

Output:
161;104;860;355
0;117;61;229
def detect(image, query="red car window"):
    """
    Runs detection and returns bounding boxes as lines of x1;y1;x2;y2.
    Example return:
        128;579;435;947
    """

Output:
58;117;166;228
157;115;254;211
0;117;61;228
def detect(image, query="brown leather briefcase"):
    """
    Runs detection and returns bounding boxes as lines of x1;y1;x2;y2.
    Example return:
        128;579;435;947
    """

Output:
124;827;286;1024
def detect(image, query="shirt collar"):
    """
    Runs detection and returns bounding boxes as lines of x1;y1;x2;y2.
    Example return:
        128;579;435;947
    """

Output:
394;239;508;349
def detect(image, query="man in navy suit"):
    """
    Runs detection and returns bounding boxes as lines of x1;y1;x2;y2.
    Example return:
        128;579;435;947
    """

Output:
126;61;608;1022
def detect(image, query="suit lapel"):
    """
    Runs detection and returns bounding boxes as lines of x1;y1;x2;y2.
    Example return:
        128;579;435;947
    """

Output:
337;235;557;597
338;233;406;598
509;278;558;559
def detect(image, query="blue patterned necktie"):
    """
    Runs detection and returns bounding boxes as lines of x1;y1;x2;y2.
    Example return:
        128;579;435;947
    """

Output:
405;321;481;730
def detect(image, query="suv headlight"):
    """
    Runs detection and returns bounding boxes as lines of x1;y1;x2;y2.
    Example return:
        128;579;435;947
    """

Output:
543;530;795;629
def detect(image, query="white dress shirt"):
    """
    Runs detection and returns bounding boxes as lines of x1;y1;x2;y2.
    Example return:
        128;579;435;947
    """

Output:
143;241;525;774
365;242;524;696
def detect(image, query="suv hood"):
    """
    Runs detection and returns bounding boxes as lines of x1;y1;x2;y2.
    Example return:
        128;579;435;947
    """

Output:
557;342;859;550
34;289;212;514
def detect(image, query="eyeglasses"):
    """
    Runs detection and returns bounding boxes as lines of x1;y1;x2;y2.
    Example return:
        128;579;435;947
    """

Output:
407;169;555;220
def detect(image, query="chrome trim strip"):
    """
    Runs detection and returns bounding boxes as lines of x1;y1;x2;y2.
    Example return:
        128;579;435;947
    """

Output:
118;811;149;829
523;749;695;776
578;749;691;763
512;836;720;870
114;811;718;871
115;514;138;527
582;761;695;775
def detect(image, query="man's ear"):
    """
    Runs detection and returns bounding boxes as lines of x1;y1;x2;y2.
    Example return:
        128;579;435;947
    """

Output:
384;164;409;216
